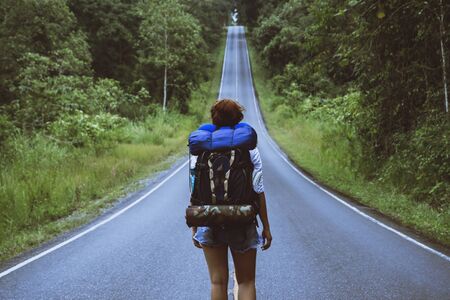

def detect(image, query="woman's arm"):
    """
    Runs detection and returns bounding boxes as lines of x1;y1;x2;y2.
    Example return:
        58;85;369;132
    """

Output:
189;200;202;248
191;228;202;249
189;154;202;247
249;147;272;250
257;192;272;250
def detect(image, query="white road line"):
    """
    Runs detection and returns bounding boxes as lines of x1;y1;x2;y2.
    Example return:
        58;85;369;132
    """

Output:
0;160;189;279
235;27;239;101
218;27;230;99
241;28;450;263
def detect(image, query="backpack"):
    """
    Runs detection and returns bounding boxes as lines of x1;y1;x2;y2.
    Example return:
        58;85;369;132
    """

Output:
190;148;257;207
186;123;259;228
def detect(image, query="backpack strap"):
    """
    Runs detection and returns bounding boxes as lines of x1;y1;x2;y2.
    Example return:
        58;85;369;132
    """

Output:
223;150;235;202
207;157;217;204
207;150;236;204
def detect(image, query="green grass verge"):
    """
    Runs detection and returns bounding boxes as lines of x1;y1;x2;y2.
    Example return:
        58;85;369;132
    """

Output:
248;44;450;248
0;34;226;264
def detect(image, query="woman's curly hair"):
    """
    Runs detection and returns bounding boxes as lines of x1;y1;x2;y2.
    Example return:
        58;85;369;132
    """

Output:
210;99;244;127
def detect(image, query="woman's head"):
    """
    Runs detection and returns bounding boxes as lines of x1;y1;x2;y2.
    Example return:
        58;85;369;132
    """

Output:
210;99;244;127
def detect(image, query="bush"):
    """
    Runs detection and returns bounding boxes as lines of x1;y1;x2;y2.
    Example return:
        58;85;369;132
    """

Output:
114;89;155;121
0;114;19;163
0;114;17;146
11;53;152;130
274;103;296;122
86;80;152;119
380;115;450;207
274;63;339;97
49;111;127;150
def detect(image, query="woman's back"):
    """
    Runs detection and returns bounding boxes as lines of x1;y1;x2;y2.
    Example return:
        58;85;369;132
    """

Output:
188;99;272;300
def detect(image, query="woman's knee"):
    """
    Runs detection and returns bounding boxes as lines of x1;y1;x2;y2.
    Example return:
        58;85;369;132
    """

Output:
210;273;229;286
236;277;255;286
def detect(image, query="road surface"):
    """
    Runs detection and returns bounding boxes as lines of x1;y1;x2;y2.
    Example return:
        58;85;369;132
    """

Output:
1;26;449;300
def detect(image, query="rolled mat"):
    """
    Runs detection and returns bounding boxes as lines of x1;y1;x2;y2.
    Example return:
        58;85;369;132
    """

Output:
185;205;256;227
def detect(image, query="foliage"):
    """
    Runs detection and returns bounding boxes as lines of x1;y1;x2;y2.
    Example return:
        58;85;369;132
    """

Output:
247;0;450;208
0;115;186;246
0;52;223;260
0;0;92;103
10;53;151;131
181;0;231;49
49;111;127;149
68;0;141;85
236;0;284;27
136;0;208;111
249;0;450;151
380;115;450;207
1;0;226;115
68;0;231;86
0;0;225;259
348;1;450;156
0;115;17;146
250;45;450;246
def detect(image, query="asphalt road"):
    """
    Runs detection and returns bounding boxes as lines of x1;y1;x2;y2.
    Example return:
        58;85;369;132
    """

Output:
1;26;449;300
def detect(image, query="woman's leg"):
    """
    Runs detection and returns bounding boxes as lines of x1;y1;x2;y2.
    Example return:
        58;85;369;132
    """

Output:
231;248;257;300
202;244;229;300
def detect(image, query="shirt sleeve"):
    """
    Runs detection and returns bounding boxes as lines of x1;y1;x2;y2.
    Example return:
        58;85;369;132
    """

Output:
249;147;264;194
189;154;198;170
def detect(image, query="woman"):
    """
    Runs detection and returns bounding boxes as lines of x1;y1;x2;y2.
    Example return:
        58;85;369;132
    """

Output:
190;99;272;300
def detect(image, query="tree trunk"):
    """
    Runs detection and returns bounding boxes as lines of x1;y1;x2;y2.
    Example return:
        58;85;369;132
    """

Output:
163;64;167;112
163;26;168;112
439;0;448;113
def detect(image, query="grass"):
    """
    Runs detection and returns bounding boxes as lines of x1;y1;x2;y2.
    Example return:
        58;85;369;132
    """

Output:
248;44;450;248
0;133;183;262
0;34;226;264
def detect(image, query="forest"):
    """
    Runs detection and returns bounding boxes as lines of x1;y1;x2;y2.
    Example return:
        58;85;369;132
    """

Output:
239;0;449;244
1;0;449;260
0;0;230;260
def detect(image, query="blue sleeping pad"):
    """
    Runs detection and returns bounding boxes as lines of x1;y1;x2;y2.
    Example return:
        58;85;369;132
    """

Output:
188;123;257;155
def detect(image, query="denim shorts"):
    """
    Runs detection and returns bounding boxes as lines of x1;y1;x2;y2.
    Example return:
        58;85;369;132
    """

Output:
193;223;263;253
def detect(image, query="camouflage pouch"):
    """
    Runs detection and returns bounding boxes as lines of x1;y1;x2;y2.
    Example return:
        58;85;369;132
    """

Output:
185;205;256;227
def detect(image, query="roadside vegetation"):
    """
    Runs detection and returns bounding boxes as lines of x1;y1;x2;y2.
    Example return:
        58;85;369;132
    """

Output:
241;0;450;246
0;0;229;262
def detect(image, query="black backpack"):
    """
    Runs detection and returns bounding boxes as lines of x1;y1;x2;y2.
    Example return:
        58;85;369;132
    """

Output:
190;148;258;210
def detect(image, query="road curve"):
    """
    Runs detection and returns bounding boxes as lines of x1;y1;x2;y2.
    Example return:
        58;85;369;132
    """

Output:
1;26;449;300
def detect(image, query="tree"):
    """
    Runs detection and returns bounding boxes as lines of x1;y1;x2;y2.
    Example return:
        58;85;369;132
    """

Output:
237;0;285;26
0;0;91;104
181;0;231;49
68;0;142;86
438;0;448;113
346;0;450;155
251;0;450;155
253;0;353;92
137;0;206;112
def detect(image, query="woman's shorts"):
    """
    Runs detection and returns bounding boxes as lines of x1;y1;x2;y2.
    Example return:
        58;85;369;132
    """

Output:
193;223;263;253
